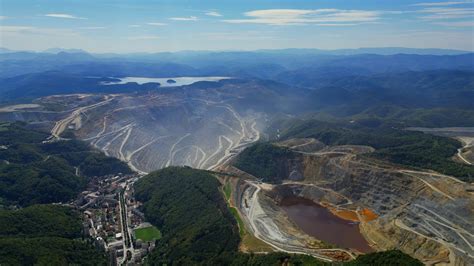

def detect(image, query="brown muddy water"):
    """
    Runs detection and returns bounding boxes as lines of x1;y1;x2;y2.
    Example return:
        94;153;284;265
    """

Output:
280;197;373;253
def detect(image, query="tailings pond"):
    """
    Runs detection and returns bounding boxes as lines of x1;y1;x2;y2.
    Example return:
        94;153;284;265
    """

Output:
280;197;373;253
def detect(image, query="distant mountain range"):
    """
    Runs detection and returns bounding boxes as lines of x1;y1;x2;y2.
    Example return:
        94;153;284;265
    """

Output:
0;48;472;80
1;47;471;56
42;48;88;54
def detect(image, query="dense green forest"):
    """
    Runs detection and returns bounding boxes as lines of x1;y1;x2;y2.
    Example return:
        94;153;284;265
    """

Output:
351;106;474;128
39;139;132;177
292;70;474;116
346;250;423;266
135;167;421;265
134;167;240;264
0;205;81;238
234;143;295;183
0;122;113;263
0;122;131;206
270;119;474;182
0;205;106;265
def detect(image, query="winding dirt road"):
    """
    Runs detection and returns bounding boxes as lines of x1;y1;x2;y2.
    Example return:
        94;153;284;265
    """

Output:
50;96;114;139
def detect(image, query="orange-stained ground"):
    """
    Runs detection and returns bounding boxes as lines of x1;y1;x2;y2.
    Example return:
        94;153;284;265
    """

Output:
359;208;378;222
327;206;379;223
331;209;360;222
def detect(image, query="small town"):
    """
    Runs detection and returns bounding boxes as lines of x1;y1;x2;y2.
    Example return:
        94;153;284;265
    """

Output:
76;173;159;265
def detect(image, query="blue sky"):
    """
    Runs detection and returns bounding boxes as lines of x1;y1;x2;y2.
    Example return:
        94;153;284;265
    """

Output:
0;0;473;52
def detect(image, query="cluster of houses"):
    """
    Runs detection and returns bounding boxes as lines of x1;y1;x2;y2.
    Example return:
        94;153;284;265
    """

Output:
76;173;157;265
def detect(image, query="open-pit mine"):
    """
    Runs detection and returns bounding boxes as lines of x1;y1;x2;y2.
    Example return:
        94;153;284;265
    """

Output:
0;80;472;265
0;80;267;173
220;139;473;265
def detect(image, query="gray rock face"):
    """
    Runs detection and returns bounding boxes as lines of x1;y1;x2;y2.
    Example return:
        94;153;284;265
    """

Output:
74;94;263;173
288;169;303;181
269;147;474;265
13;80;307;173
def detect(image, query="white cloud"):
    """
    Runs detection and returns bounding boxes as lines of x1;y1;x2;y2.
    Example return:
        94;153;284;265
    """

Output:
128;24;141;28
147;22;167;26
434;20;474;26
0;16;7;20
313;23;360;26
418;7;474;19
169;16;198;21
205;11;222;17
128;35;160;40
222;9;381;26
44;13;86;20
0;25;79;36
412;1;473;6
0;26;35;32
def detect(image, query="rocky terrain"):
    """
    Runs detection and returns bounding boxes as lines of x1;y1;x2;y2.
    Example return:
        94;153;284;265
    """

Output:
77;94;261;172
1;76;472;265
0;79;310;173
229;140;473;265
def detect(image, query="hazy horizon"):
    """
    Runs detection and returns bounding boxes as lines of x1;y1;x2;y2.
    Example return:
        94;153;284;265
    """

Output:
1;46;473;55
1;0;473;53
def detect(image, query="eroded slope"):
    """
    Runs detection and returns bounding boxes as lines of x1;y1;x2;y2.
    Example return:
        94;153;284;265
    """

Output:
1;80;310;173
232;141;473;265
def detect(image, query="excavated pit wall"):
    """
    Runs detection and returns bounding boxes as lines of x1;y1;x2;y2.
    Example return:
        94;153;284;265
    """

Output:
264;150;473;265
264;184;348;207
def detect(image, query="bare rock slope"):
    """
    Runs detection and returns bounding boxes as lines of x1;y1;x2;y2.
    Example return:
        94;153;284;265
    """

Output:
265;143;473;265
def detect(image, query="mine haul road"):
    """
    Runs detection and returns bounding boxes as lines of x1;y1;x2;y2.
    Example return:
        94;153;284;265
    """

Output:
50;96;114;139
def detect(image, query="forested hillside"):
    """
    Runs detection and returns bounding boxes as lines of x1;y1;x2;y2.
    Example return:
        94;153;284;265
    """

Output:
0;205;81;238
0;205;106;265
346;250;422;266
270;119;474;181
234;143;296;183
0;122;127;263
0;122;131;206
134;167;240;264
